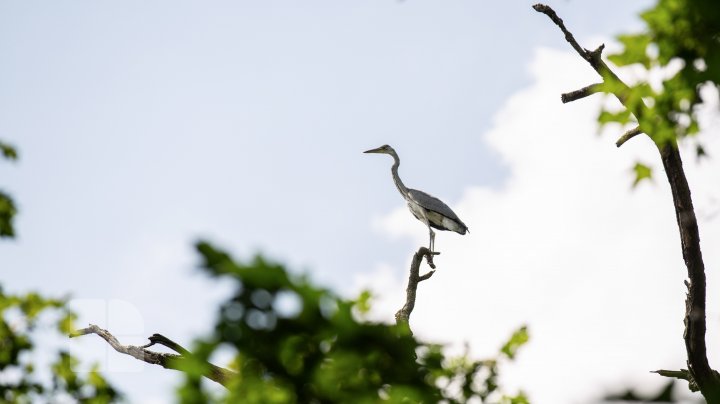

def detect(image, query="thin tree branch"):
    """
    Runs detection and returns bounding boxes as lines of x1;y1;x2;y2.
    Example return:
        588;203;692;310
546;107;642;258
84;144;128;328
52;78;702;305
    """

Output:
615;126;643;147
532;4;588;62
141;333;191;355
395;247;437;328
533;4;639;112
561;83;602;103
653;369;699;392
534;4;720;400
70;324;236;388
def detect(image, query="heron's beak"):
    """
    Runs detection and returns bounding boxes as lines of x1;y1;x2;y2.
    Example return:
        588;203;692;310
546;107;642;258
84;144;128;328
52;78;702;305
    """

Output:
363;147;384;154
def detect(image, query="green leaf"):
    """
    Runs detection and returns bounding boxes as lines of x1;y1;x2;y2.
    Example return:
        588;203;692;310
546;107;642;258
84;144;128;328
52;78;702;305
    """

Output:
0;141;18;161
503;391;531;404
632;162;653;187
598;108;633;126
354;290;373;315
500;326;529;360
0;191;17;238
58;311;78;335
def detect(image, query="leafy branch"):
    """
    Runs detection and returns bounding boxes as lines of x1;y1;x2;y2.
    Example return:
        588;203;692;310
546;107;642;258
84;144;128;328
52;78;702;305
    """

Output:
533;3;720;401
68;242;528;402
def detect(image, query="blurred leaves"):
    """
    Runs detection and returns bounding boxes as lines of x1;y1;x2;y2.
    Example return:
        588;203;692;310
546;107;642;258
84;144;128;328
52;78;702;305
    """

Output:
609;34;653;68
0;139;18;238
599;109;634;126
500;326;529;360
0;140;18;161
0;287;121;403
0;191;17;238
177;241;530;403
604;380;677;402
633;162;654;186
354;290;373;316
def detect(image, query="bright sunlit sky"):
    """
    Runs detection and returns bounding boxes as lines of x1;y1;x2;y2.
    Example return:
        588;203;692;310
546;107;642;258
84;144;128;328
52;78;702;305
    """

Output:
3;1;720;403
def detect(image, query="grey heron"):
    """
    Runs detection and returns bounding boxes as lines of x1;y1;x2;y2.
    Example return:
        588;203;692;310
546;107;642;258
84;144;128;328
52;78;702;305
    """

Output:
364;144;468;252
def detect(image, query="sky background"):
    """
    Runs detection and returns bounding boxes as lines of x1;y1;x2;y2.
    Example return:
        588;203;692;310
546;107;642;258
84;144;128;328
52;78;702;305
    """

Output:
2;1;719;403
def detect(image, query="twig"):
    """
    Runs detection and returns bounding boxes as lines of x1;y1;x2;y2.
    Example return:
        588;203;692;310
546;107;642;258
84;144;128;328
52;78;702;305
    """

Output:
615;126;643;147
142;333;191;355
395;247;438;328
534;4;720;400
532;4;588;62
533;4;637;110
561;83;602;103
653;369;699;391
70;324;235;388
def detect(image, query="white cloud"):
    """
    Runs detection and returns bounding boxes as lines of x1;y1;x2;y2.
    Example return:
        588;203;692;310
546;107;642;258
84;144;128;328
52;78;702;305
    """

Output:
360;47;720;403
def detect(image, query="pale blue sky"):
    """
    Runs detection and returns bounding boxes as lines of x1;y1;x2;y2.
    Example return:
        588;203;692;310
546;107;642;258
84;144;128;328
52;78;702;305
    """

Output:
1;0;652;288
1;1;657;402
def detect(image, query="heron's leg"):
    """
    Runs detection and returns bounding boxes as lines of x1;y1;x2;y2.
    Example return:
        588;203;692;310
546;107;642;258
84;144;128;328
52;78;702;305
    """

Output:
415;206;436;252
428;225;435;252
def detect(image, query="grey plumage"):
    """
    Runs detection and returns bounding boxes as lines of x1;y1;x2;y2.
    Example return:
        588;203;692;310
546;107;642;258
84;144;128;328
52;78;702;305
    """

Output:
407;189;467;232
364;144;468;251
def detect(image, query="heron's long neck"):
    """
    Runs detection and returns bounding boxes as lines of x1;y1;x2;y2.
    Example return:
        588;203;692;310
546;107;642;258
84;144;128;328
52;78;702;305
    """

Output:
390;153;410;199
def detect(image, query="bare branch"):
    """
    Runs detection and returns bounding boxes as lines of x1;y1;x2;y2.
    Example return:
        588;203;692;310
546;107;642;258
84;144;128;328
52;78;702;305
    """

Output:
418;271;435;282
532;4;589;62
561;83;602;103
395;247;438;328
70;324;235;388
533;4;642;113
615;126;642;147
653;369;699;391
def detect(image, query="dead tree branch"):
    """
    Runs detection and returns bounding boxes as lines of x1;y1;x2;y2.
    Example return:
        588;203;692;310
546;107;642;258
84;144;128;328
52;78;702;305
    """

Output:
653;369;699;392
533;4;642;113
561;83;602;103
395;247;438;328
534;3;720;401
70;324;235;388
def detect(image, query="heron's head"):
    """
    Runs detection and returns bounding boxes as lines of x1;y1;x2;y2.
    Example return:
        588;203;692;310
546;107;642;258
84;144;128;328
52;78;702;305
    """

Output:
363;144;395;155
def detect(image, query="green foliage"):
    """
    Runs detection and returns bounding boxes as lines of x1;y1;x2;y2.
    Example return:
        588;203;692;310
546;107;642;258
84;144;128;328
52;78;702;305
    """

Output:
0;191;17;238
600;0;720;151
176;241;529;403
0;139;18;238
609;34;653;69
0;286;121;403
0;141;18;161
598;109;634;126
632;162;654;186
500;326;529;360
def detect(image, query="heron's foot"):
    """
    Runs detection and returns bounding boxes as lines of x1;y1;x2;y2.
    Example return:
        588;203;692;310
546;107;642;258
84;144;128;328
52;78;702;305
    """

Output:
426;254;437;269
419;247;440;269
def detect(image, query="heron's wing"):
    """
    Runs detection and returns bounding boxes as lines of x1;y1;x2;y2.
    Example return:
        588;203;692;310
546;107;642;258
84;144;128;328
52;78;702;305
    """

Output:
407;189;465;225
